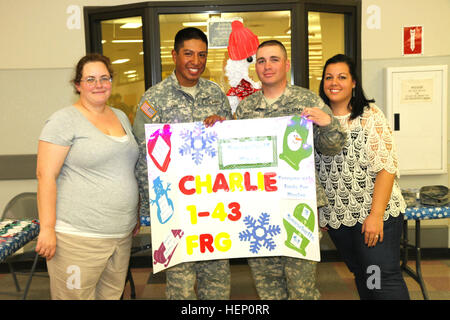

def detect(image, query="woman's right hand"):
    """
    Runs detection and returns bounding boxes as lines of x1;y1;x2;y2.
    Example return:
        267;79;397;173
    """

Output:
301;107;332;127
35;227;57;260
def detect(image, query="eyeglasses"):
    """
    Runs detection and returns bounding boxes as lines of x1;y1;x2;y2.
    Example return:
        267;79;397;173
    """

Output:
80;76;112;87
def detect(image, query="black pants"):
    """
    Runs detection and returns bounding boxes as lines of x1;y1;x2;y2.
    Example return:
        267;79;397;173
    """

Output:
327;214;410;300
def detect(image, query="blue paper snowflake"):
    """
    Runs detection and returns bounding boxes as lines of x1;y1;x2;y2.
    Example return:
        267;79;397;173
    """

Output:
239;212;281;254
179;122;218;165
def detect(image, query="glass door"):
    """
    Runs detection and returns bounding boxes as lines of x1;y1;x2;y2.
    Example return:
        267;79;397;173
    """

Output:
307;12;346;94
84;1;359;102
101;17;145;124
158;11;292;94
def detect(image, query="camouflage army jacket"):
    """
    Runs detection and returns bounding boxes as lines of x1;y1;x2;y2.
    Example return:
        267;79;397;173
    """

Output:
133;71;232;143
133;71;232;217
235;84;346;207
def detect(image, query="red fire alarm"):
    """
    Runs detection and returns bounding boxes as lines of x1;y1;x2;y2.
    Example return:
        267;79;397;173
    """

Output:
403;26;423;55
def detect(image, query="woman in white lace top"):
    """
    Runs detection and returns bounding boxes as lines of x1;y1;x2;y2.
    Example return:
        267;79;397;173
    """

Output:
315;54;409;299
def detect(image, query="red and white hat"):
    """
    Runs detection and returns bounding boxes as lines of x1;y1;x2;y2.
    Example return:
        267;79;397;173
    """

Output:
227;20;260;61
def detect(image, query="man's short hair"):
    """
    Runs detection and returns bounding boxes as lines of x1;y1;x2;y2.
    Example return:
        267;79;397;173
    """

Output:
257;40;287;59
174;27;208;53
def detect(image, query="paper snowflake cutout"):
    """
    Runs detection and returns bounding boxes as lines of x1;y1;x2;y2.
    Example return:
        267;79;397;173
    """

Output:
239;212;281;254
179;122;218;165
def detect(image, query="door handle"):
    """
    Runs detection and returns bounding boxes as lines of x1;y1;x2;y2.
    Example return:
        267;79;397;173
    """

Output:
394;113;400;131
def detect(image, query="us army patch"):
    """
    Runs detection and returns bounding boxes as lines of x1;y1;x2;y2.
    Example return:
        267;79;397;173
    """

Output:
140;100;157;119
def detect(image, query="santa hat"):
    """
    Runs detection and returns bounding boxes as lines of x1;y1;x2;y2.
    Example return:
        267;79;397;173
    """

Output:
227;20;260;61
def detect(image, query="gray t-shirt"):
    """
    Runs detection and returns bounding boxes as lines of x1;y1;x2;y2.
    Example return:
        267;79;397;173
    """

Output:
39;106;139;236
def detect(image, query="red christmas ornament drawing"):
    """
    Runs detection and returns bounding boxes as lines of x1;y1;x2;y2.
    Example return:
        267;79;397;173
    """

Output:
147;124;172;172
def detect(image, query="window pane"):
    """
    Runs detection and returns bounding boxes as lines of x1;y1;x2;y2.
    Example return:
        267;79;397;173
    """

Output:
101;17;145;124
308;12;345;94
159;11;291;94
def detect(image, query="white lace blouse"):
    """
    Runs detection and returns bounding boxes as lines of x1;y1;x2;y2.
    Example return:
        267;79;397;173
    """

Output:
315;104;406;229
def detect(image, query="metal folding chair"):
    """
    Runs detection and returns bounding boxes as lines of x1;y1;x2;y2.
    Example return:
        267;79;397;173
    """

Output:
1;192;44;299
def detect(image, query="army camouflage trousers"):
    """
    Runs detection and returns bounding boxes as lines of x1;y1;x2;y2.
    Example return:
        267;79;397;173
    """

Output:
165;259;230;299
248;256;320;300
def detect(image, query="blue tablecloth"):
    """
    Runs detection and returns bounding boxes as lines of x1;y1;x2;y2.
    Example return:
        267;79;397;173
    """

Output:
404;201;450;220
140;215;150;227
0;220;40;263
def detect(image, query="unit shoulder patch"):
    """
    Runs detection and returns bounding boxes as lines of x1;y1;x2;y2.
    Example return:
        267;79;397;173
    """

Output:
140;100;157;119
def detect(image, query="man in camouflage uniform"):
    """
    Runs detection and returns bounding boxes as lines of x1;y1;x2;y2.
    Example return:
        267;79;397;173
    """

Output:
133;28;232;299
235;40;346;300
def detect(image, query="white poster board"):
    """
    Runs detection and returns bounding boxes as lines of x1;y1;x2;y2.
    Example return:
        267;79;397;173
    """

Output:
144;116;321;273
385;65;448;175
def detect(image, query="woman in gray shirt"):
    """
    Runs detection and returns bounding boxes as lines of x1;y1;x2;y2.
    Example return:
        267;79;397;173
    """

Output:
35;54;139;299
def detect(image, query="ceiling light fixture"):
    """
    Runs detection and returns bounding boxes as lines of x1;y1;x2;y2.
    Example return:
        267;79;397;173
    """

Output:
120;22;142;29
112;59;130;64
111;40;143;43
182;22;208;27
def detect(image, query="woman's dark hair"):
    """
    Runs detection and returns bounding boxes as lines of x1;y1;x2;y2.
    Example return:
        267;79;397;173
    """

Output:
72;53;114;94
319;54;374;120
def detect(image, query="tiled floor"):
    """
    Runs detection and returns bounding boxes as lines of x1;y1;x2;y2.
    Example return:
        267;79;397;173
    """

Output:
1;259;449;300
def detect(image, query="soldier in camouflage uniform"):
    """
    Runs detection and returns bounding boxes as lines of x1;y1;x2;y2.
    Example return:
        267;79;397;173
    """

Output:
133;28;232;300
235;40;346;300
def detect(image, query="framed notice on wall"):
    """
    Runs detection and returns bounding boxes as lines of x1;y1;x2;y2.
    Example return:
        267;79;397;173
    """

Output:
385;65;448;175
207;18;241;49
